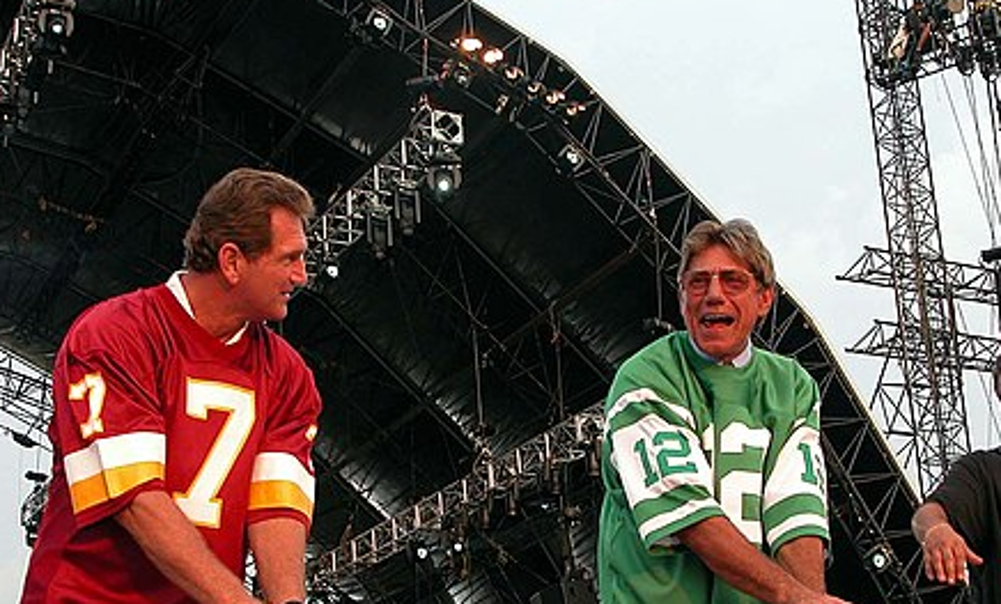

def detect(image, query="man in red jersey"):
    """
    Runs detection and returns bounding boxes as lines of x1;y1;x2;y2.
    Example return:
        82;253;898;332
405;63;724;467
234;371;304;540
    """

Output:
20;167;322;604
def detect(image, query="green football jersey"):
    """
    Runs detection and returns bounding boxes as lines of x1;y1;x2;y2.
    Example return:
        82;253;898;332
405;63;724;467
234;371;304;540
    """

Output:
598;332;829;603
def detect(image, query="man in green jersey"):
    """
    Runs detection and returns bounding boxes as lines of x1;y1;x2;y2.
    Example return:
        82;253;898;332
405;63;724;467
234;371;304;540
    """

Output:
598;219;849;603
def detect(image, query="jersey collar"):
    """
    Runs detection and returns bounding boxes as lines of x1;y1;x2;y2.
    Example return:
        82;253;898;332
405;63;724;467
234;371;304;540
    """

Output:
166;271;248;346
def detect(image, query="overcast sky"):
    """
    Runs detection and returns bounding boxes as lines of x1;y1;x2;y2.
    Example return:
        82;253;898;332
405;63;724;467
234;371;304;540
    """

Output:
3;1;1001;600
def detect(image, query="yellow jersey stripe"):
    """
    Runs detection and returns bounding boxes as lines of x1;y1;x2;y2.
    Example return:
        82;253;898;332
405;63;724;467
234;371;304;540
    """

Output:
248;480;314;519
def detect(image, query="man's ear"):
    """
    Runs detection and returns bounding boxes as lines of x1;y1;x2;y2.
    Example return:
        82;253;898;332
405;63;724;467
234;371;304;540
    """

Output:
756;285;775;319
217;242;244;285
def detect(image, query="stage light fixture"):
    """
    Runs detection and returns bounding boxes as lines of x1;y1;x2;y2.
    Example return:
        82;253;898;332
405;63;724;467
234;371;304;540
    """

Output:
323;264;340;279
426;164;462;200
364;6;393;37
544;89;566;106
482;47;504;65
863;543;894;574
565;102;586;117
557;143;584;174
448;61;473;88
37;0;75;38
456;35;483;54
525;80;544;99
503;65;524;82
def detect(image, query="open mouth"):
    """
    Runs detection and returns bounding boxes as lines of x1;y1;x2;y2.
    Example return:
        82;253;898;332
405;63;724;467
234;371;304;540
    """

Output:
700;313;735;327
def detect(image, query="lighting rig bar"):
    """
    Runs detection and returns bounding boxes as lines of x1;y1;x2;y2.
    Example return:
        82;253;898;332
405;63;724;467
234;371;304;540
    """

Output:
305;97;463;274
306;404;602;588
0;0;76;135
0;0;37;131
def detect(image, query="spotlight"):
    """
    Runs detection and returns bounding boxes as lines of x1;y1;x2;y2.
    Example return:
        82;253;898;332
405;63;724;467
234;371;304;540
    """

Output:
364;6;393;37
556;143;584;174
565;102;586;117
323;264;340;279
37;0;75;38
863;543;895;574
544;89;566;106
481;47;504;66
525;80;544;99
456;36;483;54
447;61;473;88
503;65;524;82
415;545;430;560
426;164;462;200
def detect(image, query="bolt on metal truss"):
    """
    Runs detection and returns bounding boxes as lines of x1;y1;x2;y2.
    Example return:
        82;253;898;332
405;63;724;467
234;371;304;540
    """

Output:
306;97;463;274
306;405;602;589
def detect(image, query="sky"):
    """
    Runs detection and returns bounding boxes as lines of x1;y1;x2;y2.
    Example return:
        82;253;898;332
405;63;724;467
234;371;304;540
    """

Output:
2;0;1001;600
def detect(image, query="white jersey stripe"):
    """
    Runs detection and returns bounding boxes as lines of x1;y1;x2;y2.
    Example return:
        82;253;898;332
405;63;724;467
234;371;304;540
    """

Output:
64;431;166;486
638;497;720;543
251;451;315;504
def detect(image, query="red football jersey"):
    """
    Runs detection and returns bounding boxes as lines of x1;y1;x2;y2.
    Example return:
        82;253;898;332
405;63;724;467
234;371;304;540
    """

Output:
21;283;321;603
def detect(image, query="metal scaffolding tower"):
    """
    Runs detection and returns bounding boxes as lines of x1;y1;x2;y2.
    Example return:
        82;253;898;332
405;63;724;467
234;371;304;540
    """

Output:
846;0;982;497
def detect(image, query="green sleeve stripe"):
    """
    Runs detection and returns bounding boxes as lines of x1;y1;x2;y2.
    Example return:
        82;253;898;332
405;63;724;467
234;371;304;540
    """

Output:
631;483;713;523
769;524;830;554
763;493;827;527
642;503;725;550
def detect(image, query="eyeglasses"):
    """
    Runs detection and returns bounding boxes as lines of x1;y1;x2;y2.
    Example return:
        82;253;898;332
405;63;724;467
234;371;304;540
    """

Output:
681;268;757;296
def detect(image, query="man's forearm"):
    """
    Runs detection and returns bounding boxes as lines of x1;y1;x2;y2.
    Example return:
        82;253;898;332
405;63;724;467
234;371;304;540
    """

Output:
116;490;259;604
912;501;950;542
248;517;308;603
776;536;827;592
678;516;840;604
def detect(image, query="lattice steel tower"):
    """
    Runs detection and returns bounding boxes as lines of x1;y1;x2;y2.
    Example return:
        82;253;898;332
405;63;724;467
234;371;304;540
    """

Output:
843;0;1001;496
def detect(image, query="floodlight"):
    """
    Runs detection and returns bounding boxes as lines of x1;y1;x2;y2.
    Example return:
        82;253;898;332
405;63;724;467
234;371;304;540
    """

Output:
482;47;504;65
503;65;524;82
544;89;566;106
426;164;462;200
448;62;473;88
457;36;483;53
863;543;894;574
557;143;584;174
364;7;392;37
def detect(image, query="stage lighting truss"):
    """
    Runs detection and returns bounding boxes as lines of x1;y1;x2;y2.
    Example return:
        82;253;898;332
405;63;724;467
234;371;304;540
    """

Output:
0;0;76;135
305;100;463;278
304;405;603;587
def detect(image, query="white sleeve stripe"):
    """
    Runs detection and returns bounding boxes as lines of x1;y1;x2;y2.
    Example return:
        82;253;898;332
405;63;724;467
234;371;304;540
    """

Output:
638;497;719;542
766;513;829;545
252;451;315;501
606;388;694;429
64;432;166;484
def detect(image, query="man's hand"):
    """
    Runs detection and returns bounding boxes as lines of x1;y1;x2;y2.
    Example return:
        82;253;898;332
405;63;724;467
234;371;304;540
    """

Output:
921;522;984;585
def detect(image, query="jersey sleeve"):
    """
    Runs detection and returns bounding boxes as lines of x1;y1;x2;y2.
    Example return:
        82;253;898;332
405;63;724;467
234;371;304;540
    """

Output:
605;356;723;550
53;313;168;527
761;369;830;552
247;343;321;527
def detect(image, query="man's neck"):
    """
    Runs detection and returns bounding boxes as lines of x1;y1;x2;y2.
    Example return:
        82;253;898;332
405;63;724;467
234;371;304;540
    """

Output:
176;271;248;343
